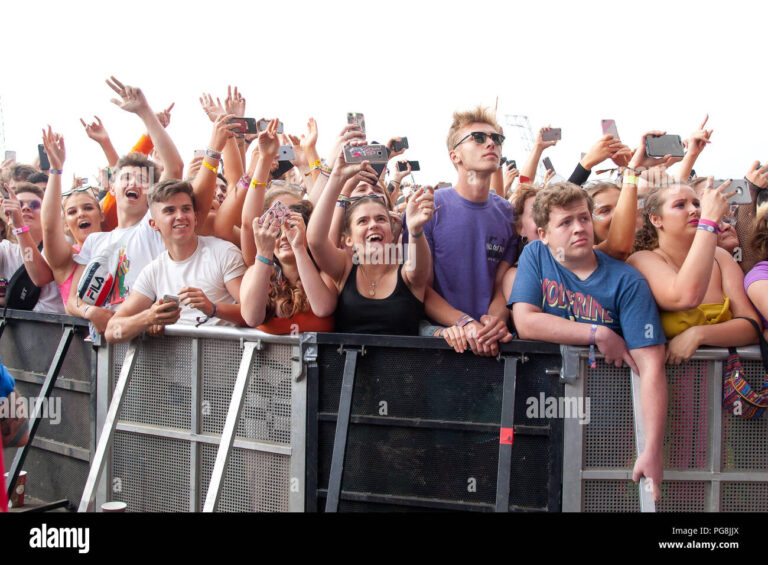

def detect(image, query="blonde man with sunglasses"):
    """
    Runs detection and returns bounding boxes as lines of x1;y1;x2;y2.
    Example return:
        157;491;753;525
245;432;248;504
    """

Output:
412;106;516;356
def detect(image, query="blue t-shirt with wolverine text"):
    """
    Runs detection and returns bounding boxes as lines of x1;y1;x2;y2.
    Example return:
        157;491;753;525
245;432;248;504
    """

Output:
508;240;665;350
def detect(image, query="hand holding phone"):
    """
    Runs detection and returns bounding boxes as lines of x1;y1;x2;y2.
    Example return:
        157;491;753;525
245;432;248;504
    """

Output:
347;112;366;136
541;128;562;143
227;117;259;134
601;119;620;140
645;134;685;159
259;200;290;227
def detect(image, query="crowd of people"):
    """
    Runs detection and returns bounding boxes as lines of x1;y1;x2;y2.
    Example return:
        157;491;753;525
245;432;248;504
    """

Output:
2;77;768;500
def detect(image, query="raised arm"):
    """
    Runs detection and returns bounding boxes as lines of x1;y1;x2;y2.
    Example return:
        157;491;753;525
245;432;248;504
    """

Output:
307;147;367;283
671;115;712;182
240;119;280;266
0;187;53;286
106;76;183;180
401;186;434;291
79;116;119;168
40;127;76;279
520;126;558;181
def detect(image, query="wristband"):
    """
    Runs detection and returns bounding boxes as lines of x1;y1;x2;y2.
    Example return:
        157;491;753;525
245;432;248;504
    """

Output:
336;201;346;209
697;223;718;235
83;305;91;319
238;175;252;190
588;324;598;369
622;174;639;185
321;164;333;175
411;230;424;239
249;179;270;189
256;255;274;266
698;218;719;230
195;303;218;327
49;169;63;175
202;160;218;174
455;314;475;328
12;225;29;235
308;159;322;169
205;149;222;160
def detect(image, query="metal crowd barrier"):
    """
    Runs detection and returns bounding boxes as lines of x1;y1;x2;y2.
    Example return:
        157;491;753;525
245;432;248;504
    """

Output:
561;345;768;512
2;311;767;512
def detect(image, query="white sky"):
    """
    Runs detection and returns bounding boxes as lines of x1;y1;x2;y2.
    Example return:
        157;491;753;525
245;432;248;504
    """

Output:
1;0;766;184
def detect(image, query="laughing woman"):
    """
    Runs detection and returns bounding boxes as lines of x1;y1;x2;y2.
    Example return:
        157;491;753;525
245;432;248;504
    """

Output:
40;128;103;307
628;180;759;364
307;147;434;335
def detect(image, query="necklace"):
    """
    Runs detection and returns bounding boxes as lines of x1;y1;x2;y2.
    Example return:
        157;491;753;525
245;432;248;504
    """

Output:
358;265;390;297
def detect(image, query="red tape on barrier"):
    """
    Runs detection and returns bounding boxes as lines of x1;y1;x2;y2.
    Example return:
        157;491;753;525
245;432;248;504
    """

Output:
499;427;514;445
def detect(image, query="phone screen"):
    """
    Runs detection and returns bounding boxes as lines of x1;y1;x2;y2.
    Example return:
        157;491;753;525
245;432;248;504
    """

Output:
38;144;50;170
347;112;366;136
601;119;620;140
542;129;561;142
645;135;685;158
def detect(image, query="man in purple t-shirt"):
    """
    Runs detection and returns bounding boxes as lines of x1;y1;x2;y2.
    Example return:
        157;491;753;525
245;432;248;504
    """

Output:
420;106;517;355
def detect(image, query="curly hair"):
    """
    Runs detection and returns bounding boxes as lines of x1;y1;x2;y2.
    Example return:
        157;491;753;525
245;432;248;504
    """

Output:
263;200;314;322
632;184;692;252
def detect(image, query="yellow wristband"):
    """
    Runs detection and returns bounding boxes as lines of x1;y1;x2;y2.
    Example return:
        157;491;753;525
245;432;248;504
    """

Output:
249;179;270;189
623;174;639;185
308;159;322;169
202;160;218;174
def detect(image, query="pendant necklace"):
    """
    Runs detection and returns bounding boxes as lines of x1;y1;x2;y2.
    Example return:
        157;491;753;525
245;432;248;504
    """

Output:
359;265;390;297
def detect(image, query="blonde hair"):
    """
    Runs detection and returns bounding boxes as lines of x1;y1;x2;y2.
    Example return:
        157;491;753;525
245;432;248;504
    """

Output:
446;105;501;152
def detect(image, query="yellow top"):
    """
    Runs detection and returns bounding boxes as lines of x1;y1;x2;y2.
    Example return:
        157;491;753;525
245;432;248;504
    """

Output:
660;297;733;339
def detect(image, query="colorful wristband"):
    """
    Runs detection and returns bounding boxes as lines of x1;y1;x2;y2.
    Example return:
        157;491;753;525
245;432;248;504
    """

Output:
49;169;63;175
697;223;717;234
206;148;222;160
588;324;598;369
12;225;29;235
698;219;720;230
455;314;475;327
256;255;274;266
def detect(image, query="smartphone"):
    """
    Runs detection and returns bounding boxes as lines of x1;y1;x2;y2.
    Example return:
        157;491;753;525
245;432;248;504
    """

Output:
542;128;561;142
347;112;366;136
278;145;295;162
397;160;420;172
257;119;284;134
714;179;752;205
506;159;517;170
645;134;685;158
38;144;50;170
4;151;15;162
79;177;89;186
260;200;290;226
601;119;620;140
227;117;259;134
161;295;180;310
543;157;555;172
194;149;205;159
391;137;409;152
343;144;389;164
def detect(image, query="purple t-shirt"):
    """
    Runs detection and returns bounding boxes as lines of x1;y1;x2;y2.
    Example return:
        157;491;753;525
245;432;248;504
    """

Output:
418;187;517;320
744;261;768;329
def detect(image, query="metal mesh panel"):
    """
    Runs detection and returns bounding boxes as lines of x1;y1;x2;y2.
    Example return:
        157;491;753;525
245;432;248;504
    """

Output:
665;361;709;470
199;444;289;512
720;482;768;511
239;345;293;444
721;359;768;471
583;480;707;512
111;431;190;512
584;361;634;468
201;339;241;434
3;447;87;508
113;338;192;431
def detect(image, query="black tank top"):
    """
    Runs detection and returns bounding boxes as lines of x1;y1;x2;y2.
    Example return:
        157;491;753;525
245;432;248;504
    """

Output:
334;263;425;335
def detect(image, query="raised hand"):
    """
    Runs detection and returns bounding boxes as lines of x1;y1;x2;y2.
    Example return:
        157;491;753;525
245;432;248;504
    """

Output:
386;137;407;160
210;113;239;152
301;118;318;152
503;165;519;193
405;186;435;234
746;161;768;189
683;114;713;158
199;93;225;122
79;116;110;145
700;178;736;224
629;130;679;171
544;169;556;184
287;134;308;168
224;85;246;116
257;119;281;159
535;126;559;149
106;76;151;115
284;212;307;250
1;186;23;227
582;135;626;170
328;124;366;167
253;213;281;257
41;126;65;171
156;102;175;128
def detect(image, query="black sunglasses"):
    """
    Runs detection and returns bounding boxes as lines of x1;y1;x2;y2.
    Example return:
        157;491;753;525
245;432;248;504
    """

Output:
61;186;98;199
453;131;505;150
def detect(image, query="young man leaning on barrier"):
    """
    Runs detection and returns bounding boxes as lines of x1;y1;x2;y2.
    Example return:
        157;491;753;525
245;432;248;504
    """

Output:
412;106;517;356
508;182;667;501
66;76;231;334
104;180;246;343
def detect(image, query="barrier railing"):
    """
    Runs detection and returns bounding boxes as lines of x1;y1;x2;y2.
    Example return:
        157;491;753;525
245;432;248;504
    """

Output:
2;311;767;512
561;345;768;512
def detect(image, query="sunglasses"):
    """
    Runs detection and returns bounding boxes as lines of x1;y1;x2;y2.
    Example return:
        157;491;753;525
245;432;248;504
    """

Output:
62;186;99;199
453;131;505;150
19;199;42;211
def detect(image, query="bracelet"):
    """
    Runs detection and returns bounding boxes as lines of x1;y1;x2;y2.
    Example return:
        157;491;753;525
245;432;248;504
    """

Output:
238;175;252;190
49;169;63;175
433;327;445;338
411;230;424;239
256;255;274;266
309;159;322;169
336;201;346;209
622;174;639;185
697;223;718;234
12;225;29;235
250;179;270;189
588;324;598;369
455;314;475;327
195;303;219;327
321;164;333;175
698;218;719;230
205;149;222;160
202;160;218;174
83;305;91;319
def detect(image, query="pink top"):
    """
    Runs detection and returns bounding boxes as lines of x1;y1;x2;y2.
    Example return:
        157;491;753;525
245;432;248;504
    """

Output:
57;245;82;307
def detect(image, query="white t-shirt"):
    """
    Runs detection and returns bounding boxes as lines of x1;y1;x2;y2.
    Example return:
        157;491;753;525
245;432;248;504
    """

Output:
74;210;165;310
131;236;246;326
0;240;65;314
